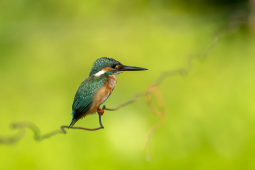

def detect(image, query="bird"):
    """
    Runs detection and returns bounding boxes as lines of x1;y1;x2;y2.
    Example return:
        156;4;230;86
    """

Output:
69;57;148;127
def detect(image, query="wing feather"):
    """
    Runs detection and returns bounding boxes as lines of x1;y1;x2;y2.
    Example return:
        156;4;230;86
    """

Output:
71;76;106;120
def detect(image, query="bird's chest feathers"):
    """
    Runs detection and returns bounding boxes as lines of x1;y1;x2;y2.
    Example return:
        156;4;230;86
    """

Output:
91;75;117;110
108;75;117;89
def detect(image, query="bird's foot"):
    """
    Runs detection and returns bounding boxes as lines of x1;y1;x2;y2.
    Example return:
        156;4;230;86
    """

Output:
97;105;105;128
97;109;104;116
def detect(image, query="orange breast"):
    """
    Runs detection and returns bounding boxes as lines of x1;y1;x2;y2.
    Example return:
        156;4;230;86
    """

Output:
86;77;114;115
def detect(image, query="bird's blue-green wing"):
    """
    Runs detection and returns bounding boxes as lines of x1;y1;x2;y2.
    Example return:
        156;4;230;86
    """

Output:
72;77;93;116
70;76;106;124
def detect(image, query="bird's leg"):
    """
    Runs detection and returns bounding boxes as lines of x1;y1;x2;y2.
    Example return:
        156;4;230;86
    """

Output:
97;105;105;128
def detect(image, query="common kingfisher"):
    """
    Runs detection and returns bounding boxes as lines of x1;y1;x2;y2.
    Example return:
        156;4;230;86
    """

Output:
69;57;148;127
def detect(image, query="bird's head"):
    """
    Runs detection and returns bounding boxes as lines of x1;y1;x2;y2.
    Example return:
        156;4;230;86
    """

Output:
89;57;148;77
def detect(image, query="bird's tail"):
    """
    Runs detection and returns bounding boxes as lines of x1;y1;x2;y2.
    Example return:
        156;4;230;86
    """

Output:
68;110;76;128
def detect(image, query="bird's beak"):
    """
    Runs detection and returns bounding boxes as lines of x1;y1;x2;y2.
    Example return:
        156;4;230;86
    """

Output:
119;65;148;71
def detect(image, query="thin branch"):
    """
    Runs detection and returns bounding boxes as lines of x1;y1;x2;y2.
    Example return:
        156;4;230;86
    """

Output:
0;113;104;144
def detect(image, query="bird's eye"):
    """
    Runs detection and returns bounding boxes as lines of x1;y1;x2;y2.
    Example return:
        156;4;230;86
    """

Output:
111;65;117;69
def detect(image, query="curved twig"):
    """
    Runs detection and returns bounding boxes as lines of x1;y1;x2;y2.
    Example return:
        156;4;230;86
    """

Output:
0;112;105;144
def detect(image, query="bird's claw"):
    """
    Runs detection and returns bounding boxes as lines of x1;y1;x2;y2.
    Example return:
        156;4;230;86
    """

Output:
97;109;104;116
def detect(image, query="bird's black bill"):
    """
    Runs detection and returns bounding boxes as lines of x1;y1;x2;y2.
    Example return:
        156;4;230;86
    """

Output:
119;65;148;71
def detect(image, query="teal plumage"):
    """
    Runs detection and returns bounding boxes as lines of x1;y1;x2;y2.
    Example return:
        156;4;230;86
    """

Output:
70;75;108;127
89;57;121;76
69;57;148;127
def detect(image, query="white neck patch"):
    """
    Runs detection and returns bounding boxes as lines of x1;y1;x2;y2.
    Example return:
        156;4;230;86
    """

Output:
94;70;105;77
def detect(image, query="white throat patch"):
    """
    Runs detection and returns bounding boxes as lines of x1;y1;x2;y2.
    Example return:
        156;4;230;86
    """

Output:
94;70;106;77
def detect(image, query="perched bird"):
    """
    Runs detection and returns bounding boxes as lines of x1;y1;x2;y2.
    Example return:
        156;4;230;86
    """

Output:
69;57;148;127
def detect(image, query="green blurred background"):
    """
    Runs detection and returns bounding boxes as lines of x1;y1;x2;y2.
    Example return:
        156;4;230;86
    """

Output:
1;0;255;169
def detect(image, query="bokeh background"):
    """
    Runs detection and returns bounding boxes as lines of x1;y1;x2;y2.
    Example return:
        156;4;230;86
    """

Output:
1;0;255;169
